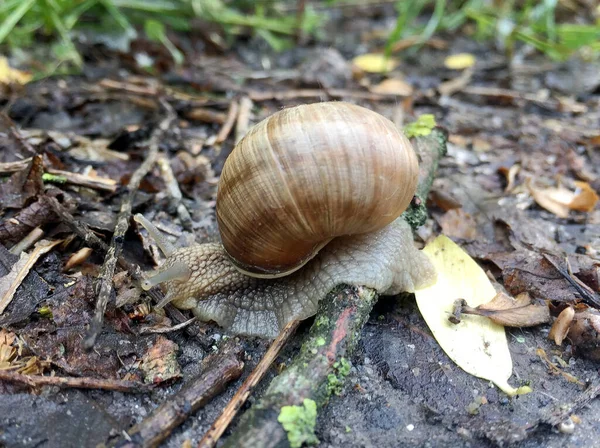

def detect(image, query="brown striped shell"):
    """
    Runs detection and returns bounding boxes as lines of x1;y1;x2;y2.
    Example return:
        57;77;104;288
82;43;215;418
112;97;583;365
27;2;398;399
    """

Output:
216;101;419;278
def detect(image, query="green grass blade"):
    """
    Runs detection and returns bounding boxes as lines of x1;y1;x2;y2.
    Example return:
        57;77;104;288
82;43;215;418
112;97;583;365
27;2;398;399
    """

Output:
0;0;36;44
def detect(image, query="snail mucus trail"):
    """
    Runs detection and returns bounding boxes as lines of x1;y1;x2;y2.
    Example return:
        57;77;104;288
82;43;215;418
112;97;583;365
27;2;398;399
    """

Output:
135;102;437;338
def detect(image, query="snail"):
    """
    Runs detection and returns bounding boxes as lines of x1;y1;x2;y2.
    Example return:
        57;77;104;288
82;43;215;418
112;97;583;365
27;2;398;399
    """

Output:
135;102;437;338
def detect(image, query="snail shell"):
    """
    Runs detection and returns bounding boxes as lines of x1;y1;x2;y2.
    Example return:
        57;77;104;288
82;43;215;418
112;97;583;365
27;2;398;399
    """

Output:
216;101;419;278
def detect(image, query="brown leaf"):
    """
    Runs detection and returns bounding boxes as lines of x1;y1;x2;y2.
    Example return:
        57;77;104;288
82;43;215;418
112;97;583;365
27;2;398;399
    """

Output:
463;291;550;327
549;306;575;345
569;181;599;212
369;78;413;96
139;336;181;384
568;308;600;360
526;178;599;218
438;208;480;240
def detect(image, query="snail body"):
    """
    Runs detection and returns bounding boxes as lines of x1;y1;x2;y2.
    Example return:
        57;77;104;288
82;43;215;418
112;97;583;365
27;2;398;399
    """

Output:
136;102;436;338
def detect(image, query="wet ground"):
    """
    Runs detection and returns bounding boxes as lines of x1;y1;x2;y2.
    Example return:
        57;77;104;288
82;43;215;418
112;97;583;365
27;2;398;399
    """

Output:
1;3;599;447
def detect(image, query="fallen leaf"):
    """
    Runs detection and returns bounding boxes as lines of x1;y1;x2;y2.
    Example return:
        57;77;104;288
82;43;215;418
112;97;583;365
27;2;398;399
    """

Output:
526;179;599;218
569;181;599;212
352;53;398;73
549;307;575;345
567;308;600;361
0;57;32;85
438;208;479;240
462;291;550;327
444;53;476;70
415;235;531;396
0;239;63;315
139;336;181;384
369;78;413;96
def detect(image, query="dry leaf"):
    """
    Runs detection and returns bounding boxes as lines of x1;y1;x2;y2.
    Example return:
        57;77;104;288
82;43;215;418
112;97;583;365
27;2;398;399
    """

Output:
567;308;600;361
369;78;413;96
549;307;575;345
438;208;479;240
0;239;63;314
444;53;476;70
0;57;32;85
527;179;599;218
569;181;599;212
64;247;93;271
352;53;398;73
415;235;531;396
139;336;181;384
462;291;550;327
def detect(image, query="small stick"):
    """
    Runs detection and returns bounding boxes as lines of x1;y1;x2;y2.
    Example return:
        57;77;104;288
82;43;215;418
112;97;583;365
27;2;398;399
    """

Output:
84;100;176;349
9;227;44;254
247;88;407;102
42;196;165;305
0;370;151;393
184;108;227;124
235;96;253;143
197;319;300;448
215;100;239;144
139;317;197;334
156;156;193;231
112;340;244;448
45;168;117;192
220;286;377;448
0;195;60;246
0;157;33;174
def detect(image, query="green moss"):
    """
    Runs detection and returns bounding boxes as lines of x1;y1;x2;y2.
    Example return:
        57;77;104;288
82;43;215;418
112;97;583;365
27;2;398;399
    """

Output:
278;398;319;448
403;114;437;138
315;337;326;347
401;194;428;230
42;173;67;184
314;316;330;327
327;358;351;396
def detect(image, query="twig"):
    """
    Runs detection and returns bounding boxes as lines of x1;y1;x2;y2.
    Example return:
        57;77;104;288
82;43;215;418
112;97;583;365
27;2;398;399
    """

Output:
138;317;197;334
156;156;192;231
460;85;587;113
84;100;176;349
219;129;447;447
215;100;239;144
112;340;244;448
42;195;164;304
247;88;409;102
9;227;44;254
0;157;32;174
221;286;377;448
0;370;151;393
45;168;118;192
235;96;253;143
198;319;300;448
184;107;227;124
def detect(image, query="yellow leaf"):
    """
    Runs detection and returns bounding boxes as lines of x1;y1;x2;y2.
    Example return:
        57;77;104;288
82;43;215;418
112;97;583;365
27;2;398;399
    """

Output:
352;53;398;73
415;235;531;396
444;53;476;70
0;57;32;85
